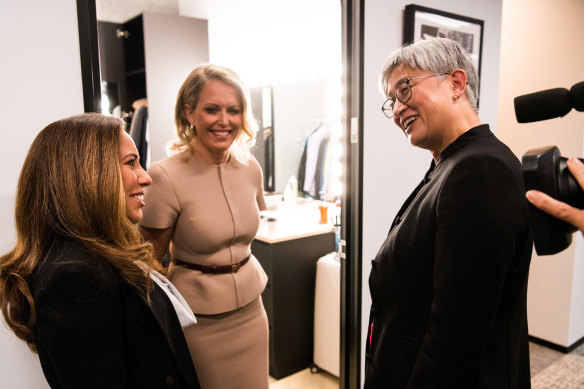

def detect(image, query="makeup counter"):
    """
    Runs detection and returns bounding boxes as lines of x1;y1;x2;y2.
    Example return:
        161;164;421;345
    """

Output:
253;196;339;379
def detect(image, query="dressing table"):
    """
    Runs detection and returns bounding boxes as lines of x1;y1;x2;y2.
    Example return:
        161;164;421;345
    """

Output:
253;198;336;379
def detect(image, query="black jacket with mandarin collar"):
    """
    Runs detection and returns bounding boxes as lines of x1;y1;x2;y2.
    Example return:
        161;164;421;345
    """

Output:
365;125;533;389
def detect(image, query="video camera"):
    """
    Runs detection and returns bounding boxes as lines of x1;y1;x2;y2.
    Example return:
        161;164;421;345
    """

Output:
514;81;584;255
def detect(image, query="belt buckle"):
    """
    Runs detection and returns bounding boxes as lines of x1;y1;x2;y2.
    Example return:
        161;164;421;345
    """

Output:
231;263;240;273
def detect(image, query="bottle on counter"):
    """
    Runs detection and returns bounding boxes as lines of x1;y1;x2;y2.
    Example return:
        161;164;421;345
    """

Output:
334;200;341;259
284;175;298;204
318;190;328;224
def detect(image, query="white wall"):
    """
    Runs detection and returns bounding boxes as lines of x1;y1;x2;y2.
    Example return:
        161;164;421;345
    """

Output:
97;0;179;22
0;1;85;387
497;0;584;348
361;0;503;384
142;12;209;163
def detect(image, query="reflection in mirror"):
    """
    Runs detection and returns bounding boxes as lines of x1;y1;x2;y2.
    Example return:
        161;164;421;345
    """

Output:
92;1;345;385
96;7;209;166
96;0;342;200
250;86;275;192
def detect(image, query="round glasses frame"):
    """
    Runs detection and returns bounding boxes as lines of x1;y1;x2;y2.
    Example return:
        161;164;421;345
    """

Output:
381;72;451;118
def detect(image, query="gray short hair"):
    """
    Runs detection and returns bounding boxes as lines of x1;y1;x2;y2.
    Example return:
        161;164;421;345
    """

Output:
380;38;480;113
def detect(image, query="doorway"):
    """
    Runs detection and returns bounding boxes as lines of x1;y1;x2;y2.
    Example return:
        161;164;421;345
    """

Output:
76;0;363;387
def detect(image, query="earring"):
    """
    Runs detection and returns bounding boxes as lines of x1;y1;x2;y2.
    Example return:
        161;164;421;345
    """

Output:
453;95;460;101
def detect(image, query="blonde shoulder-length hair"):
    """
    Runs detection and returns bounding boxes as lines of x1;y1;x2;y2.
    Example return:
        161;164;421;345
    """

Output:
171;63;258;163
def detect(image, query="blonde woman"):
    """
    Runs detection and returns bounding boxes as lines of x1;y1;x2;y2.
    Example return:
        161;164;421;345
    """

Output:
139;64;269;389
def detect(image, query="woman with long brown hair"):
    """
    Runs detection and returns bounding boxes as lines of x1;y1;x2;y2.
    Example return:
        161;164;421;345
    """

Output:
0;113;200;388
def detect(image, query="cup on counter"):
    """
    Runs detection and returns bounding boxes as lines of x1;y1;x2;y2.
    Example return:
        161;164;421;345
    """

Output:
318;204;328;224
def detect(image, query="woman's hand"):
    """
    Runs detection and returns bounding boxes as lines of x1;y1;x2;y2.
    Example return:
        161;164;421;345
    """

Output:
526;157;584;234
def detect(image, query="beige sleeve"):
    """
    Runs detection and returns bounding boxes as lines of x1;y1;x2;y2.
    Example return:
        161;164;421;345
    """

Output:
140;161;180;229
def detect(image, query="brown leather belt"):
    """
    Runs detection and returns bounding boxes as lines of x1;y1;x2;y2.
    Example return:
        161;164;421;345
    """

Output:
173;256;250;274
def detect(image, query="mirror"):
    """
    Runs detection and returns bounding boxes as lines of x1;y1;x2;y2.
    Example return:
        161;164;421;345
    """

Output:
94;0;343;200
83;1;349;386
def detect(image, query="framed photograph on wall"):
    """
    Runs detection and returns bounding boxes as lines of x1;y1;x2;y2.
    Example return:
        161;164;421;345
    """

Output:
403;4;484;80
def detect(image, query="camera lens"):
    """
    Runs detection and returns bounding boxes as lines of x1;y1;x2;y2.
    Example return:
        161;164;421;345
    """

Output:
557;157;584;210
521;146;581;255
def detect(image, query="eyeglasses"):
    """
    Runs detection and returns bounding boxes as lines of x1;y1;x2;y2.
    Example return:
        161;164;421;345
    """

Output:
381;72;451;118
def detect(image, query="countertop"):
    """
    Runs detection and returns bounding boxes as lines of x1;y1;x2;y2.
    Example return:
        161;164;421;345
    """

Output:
255;196;338;244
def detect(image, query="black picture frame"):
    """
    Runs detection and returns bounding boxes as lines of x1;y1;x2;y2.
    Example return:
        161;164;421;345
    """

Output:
403;4;484;81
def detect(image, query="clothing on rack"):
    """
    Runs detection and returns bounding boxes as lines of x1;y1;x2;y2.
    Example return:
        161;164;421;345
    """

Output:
129;104;150;170
298;122;332;199
314;131;332;199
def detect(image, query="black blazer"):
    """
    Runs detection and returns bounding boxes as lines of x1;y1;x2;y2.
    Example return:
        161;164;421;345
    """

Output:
31;238;201;389
365;125;533;389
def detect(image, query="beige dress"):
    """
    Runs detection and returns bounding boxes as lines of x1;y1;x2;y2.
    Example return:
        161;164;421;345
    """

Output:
140;151;269;389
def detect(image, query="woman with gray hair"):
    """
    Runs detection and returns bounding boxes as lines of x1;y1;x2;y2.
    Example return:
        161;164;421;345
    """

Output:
366;38;532;388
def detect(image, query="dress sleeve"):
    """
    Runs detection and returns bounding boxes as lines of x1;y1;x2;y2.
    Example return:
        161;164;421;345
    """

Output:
409;154;528;386
141;161;181;229
34;260;128;388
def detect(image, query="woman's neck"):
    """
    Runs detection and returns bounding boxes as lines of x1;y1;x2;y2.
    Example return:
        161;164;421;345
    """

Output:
431;114;481;163
192;142;230;165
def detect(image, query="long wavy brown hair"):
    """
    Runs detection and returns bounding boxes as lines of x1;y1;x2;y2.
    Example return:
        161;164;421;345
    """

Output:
0;113;163;351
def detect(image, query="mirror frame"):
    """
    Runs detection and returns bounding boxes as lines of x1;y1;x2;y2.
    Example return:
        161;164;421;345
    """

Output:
76;1;363;387
77;0;101;113
340;0;363;388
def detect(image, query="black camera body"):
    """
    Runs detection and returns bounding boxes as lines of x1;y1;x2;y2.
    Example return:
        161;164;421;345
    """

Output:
522;146;584;255
515;81;584;255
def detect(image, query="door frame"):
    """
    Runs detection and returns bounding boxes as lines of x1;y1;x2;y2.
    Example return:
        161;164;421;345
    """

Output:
76;1;364;387
340;0;364;388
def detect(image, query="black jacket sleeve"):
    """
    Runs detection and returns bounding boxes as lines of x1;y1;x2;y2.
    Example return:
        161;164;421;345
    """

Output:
33;257;129;388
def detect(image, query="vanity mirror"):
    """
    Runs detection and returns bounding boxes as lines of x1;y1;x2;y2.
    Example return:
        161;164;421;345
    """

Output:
92;0;343;199
77;1;361;386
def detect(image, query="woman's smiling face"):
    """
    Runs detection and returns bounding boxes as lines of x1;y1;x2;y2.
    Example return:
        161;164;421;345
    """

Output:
119;131;152;224
186;79;243;164
388;64;452;154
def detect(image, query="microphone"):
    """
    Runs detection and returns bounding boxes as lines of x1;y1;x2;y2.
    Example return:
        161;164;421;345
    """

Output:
514;81;584;123
570;81;584;112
